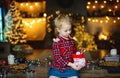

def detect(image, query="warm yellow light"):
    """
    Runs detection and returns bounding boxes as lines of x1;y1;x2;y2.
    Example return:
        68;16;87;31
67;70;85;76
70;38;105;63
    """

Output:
56;10;60;15
17;2;46;17
31;20;35;24
30;6;33;9
106;16;109;20
117;17;120;20
105;20;108;23
20;3;24;6
116;0;119;3
30;26;32;28
22;18;46;40
26;3;29;6
101;5;104;8
100;50;108;58
88;18;91;21
87;6;90;9
92;19;95;22
43;18;46;21
115;5;118;9
113;20;116;23
37;19;42;23
100;20;103;23
93;5;96;9
24;22;29;26
104;1;107;3
108;9;112;12
43;13;47;17
53;38;56;42
98;33;108;40
68;13;72;16
87;2;91;5
95;1;98;3
35;2;38;6
95;19;98;22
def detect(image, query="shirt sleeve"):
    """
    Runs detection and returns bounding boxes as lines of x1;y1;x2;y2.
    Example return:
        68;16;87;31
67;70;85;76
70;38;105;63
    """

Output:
52;42;69;67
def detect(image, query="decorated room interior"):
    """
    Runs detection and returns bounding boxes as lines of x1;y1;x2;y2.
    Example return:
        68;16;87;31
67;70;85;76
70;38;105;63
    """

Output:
0;0;120;78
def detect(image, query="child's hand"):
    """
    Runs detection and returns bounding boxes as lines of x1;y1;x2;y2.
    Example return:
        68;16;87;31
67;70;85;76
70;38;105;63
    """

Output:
74;63;83;70
68;62;82;70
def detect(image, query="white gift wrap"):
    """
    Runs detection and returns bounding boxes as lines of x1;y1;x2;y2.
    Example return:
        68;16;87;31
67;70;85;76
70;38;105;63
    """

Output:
110;49;117;56
8;54;15;64
73;58;86;67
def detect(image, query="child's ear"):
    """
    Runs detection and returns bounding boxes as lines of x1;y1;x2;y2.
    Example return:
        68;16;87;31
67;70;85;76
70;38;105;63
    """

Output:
56;28;60;32
55;28;59;35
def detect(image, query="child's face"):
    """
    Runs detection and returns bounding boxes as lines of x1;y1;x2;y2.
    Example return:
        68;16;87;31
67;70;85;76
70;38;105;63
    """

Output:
57;22;71;38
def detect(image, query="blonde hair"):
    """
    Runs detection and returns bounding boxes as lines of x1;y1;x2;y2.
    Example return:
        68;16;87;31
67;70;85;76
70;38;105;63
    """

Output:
54;14;72;28
54;14;72;35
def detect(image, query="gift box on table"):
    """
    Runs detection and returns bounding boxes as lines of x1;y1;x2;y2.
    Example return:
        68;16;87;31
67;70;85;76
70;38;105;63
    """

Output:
105;56;119;62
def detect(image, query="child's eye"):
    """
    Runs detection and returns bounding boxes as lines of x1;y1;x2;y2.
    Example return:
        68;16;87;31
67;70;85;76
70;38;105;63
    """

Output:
65;30;68;32
69;29;71;31
64;30;71;32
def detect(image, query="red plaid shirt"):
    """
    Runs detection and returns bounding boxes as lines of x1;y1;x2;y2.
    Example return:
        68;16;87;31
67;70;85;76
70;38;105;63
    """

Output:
50;36;77;72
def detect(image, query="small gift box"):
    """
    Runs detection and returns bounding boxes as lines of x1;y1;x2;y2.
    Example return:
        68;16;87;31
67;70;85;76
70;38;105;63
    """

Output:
73;51;87;68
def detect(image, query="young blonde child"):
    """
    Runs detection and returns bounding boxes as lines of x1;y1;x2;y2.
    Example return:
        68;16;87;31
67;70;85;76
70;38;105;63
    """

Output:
48;14;83;78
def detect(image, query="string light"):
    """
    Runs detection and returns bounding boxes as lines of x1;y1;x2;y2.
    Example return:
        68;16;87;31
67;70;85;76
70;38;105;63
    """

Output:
92;5;96;9
106;16;109;20
43;13;47;17
87;2;91;5
23;18;46;28
114;5;118;9
17;2;46;17
87;5;90;9
100;20;103;23
26;3;29;6
113;20;116;23
95;1;98;4
117;17;120;20
103;1;107;4
35;2;38;6
105;20;108;23
92;19;95;22
95;19;98;22
37;19;42;23
108;9;112;12
88;17;119;24
88;18;91;21
116;0;119;3
30;6;33;9
100;5;104;9
20;3;23;6
87;0;120;17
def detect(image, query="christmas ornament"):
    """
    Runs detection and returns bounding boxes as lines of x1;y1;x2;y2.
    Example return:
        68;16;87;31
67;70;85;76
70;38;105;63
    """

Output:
1;59;8;66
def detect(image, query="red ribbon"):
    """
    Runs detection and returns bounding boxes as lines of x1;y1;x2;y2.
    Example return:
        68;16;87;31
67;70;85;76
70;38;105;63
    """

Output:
72;53;84;58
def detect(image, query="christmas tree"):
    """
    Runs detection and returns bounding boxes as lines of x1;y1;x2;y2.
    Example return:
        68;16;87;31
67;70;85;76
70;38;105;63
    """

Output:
4;1;27;45
73;16;97;51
